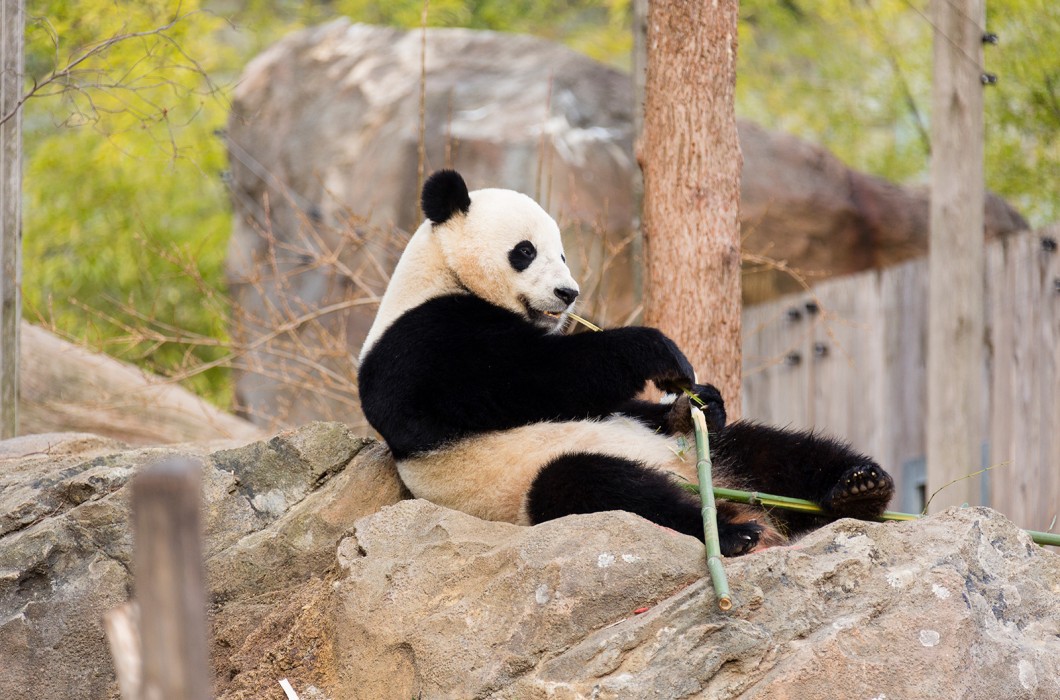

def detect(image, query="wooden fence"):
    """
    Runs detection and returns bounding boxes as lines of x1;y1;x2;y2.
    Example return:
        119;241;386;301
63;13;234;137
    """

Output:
741;228;1060;536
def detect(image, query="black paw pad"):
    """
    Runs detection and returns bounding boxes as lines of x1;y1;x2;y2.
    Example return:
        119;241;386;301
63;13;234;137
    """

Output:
719;520;763;557
824;464;895;518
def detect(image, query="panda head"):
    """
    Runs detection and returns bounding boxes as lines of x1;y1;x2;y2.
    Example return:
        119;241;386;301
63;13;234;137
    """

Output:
421;170;580;332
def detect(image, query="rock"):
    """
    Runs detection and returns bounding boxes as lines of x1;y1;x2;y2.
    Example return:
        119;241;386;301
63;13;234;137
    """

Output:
19;322;265;446
6;422;1055;699
737;122;1029;301
225;21;1028;430
0;424;406;700
223;501;1060;700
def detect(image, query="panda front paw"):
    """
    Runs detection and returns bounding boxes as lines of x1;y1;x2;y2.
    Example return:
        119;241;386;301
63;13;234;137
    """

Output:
665;383;726;434
688;383;726;433
718;519;763;557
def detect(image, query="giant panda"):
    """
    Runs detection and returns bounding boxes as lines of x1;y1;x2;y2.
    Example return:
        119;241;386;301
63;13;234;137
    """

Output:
358;170;895;556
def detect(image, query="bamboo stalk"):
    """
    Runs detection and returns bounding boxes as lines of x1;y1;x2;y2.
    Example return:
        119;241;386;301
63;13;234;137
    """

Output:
690;405;732;610
707;486;1060;547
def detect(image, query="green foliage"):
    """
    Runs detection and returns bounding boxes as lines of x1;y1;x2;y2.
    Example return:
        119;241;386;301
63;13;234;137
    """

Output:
983;0;1060;224
739;0;931;183
23;0;234;401
738;0;1060;225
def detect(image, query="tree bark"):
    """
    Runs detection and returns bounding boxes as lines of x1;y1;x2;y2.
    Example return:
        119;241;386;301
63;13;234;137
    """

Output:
927;0;985;512
638;0;743;414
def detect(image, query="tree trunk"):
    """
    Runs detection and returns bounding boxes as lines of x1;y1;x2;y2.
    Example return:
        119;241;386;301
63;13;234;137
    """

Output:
927;0;985;512
1;0;24;439
638;0;743;414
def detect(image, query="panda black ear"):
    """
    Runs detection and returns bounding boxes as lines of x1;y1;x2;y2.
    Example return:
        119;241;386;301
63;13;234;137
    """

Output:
421;169;471;225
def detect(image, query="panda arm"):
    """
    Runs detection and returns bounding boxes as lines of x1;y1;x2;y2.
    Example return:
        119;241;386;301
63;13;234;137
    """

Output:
475;324;696;423
361;296;696;453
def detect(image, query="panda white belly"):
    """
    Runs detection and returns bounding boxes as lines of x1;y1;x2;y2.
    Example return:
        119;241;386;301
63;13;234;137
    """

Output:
396;416;700;525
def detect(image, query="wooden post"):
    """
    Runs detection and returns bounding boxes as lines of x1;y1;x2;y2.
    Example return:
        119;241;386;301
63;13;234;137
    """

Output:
132;459;211;700
927;0;985;512
639;0;744;414
0;0;24;439
103;603;143;700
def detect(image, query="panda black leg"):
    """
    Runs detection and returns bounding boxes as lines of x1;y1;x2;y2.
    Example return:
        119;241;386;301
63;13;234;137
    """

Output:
710;421;895;537
526;452;762;556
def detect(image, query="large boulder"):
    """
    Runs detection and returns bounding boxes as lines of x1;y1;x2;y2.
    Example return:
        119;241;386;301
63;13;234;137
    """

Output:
0;424;406;700
222;501;1060;700
225;21;1027;431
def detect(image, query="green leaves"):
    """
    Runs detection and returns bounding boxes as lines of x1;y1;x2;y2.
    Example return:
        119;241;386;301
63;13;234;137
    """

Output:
23;0;232;402
738;0;1059;226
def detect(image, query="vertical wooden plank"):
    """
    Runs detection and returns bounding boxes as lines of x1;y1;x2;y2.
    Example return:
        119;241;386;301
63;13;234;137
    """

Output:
810;272;884;464
743;295;812;430
740;302;771;420
989;234;1036;528
0;0;25;439
926;0;986;512
878;256;930;509
1037;229;1060;535
133;459;211;700
1014;234;1041;528
746;294;809;424
984;234;1009;511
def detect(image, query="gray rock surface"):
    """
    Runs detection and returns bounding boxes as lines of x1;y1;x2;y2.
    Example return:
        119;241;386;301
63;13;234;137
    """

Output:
225;21;1027;430
0;424;406;700
226;500;1060;700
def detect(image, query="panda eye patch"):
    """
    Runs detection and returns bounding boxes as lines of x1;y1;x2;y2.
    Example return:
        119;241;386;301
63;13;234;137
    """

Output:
508;240;537;272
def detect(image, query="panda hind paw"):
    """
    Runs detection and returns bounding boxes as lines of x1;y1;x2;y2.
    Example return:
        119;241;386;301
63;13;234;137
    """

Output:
823;464;895;519
718;520;763;557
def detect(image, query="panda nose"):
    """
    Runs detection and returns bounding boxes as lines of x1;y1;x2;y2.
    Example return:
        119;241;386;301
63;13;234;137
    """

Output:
554;287;579;306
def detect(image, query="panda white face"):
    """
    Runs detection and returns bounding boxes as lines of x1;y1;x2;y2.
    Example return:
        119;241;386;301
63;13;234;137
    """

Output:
424;171;580;332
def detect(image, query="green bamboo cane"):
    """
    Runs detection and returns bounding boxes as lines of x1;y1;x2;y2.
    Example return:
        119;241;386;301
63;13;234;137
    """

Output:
690;405;732;610
702;486;1060;547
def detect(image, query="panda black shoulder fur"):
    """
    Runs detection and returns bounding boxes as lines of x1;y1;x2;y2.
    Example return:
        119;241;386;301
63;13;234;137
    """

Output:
358;170;895;556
